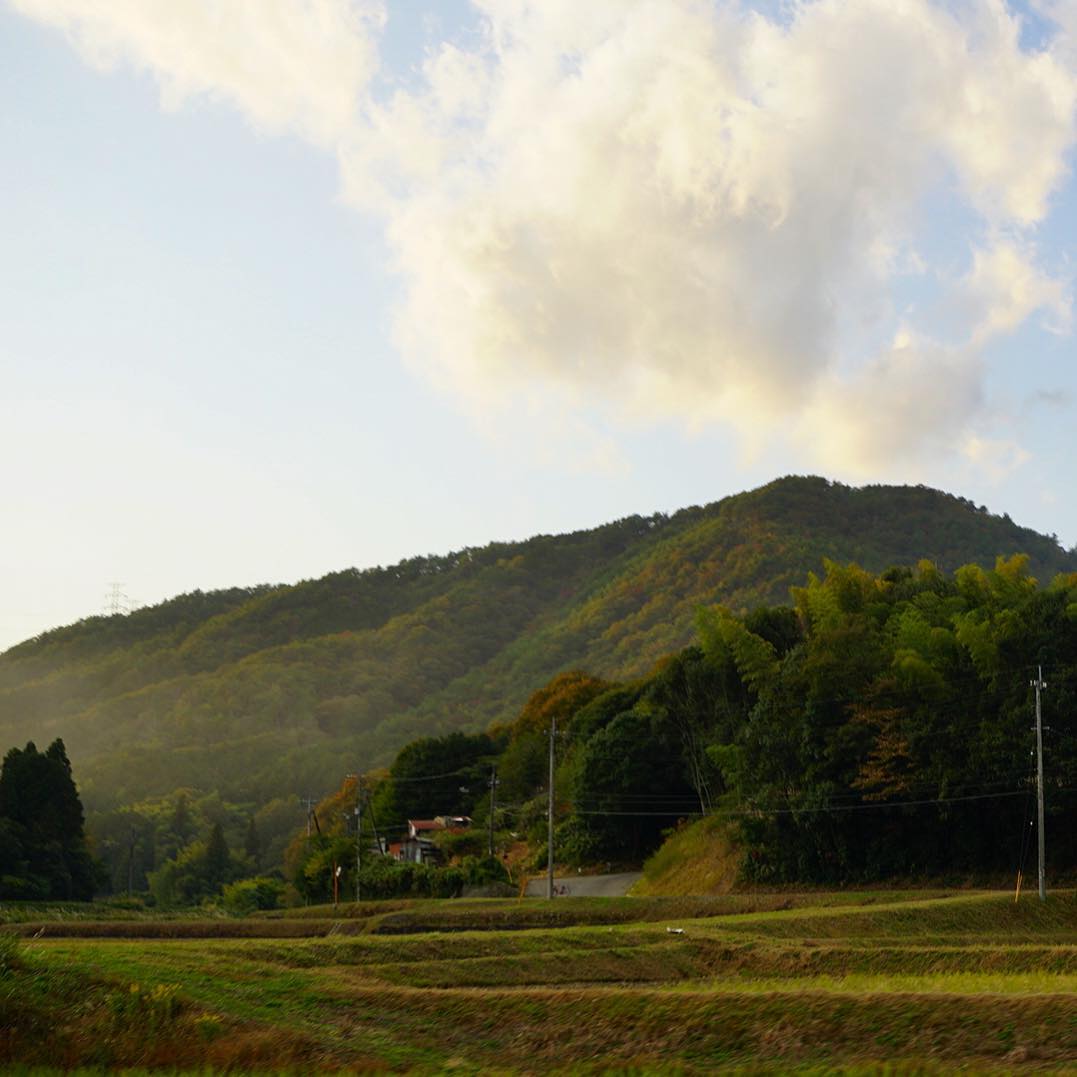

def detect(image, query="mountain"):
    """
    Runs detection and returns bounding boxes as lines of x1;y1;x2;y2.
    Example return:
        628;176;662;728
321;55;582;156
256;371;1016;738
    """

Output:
2;476;1073;812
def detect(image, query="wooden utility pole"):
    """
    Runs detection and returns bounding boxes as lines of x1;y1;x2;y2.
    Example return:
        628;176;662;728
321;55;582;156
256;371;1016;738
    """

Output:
355;775;363;904
488;765;498;858
547;716;556;900
1031;666;1047;901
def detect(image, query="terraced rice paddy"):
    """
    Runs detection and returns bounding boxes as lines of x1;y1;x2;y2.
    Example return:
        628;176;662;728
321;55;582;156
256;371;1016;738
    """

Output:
2;890;1076;1072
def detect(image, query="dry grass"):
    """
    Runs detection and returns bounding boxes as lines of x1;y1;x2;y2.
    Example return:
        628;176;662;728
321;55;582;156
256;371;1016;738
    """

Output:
4;890;1076;1072
633;814;742;896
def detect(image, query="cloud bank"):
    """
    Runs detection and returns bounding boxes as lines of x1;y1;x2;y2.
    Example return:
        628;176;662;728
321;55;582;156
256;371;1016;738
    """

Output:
13;0;1077;475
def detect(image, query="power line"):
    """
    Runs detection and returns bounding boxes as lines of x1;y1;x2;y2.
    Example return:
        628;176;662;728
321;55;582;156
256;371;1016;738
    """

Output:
569;787;1029;818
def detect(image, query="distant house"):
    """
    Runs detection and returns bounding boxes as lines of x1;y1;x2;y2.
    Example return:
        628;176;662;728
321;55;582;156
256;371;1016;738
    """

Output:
408;819;444;841
408;816;471;840
435;815;471;831
391;816;473;865
391;836;437;864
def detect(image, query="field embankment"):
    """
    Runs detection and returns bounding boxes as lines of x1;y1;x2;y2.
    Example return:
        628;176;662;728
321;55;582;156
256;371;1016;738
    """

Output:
632;814;741;895
3;890;1076;1071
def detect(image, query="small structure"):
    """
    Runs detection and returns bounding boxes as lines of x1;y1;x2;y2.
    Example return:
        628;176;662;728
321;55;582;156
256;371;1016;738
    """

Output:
408;819;445;841
392;836;438;864
390;816;473;865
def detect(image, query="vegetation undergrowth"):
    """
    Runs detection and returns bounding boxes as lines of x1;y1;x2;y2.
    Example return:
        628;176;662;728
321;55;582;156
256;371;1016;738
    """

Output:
633;815;741;895
2;890;1072;1072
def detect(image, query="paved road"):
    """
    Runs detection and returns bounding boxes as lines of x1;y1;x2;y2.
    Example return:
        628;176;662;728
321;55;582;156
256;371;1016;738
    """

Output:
524;871;642;897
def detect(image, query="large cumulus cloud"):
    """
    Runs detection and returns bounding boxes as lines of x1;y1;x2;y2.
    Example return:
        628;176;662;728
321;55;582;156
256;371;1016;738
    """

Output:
12;0;1077;473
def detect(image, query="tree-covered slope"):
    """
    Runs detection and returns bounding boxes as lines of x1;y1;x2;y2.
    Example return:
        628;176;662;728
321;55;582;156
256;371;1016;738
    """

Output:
1;476;1073;812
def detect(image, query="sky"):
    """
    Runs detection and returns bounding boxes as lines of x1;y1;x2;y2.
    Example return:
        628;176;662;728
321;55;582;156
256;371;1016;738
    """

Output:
2;0;1076;652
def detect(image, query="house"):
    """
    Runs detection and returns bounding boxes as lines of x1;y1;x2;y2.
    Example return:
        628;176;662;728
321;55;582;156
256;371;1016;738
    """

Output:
389;816;473;865
391;835;439;864
408;818;445;841
407;816;471;840
434;815;471;830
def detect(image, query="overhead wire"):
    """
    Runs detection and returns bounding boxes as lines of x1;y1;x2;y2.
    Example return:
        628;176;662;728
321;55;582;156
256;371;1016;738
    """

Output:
568;787;1030;819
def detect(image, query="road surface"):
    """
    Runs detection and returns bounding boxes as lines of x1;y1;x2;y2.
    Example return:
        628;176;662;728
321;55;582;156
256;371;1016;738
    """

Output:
524;871;642;897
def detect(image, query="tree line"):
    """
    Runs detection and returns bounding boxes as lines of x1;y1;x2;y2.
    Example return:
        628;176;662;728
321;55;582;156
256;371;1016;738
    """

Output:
319;556;1076;887
5;477;1074;827
8;552;1077;903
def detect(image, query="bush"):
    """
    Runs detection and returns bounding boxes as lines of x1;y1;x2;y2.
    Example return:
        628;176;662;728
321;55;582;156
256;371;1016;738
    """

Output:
460;855;509;885
100;895;146;911
436;829;487;861
0;931;21;972
356;856;467;899
0;873;49;901
221;876;284;915
557;816;602;867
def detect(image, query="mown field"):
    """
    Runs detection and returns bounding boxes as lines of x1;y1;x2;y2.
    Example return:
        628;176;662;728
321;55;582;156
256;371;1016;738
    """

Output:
3;890;1077;1073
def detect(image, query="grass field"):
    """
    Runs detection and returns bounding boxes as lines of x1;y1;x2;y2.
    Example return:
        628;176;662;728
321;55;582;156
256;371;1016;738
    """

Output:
3;890;1076;1072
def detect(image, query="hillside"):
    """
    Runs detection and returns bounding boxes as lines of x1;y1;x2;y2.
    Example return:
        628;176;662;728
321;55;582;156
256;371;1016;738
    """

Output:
1;476;1073;812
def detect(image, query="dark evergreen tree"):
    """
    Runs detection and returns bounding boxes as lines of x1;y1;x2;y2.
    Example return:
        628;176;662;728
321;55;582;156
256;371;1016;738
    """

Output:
204;822;231;890
244;815;261;869
0;739;96;899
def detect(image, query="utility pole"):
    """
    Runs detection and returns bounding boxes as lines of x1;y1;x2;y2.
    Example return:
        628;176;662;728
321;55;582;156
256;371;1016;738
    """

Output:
488;765;498;858
1031;666;1048;902
305;796;316;837
547;715;556;900
355;775;363;904
368;791;383;855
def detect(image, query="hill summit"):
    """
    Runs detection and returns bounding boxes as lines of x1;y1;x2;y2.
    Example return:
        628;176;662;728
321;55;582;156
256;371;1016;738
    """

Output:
1;475;1072;812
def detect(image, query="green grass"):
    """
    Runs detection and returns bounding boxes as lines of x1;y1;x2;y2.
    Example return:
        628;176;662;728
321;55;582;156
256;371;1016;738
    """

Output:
0;901;223;925
633;814;742;895
4;891;1077;1072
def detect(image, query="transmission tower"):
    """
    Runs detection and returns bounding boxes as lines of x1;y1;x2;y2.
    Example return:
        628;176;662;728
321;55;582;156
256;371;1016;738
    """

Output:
104;582;130;616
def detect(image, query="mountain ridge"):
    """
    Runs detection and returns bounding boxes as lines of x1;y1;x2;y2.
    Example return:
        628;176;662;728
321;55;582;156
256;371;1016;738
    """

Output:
2;475;1073;812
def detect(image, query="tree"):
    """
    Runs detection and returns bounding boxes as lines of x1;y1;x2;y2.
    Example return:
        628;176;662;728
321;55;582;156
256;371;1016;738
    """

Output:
147;825;240;906
0;739;96;900
568;707;695;862
498;672;615;802
374;731;495;827
204;822;232;890
244;815;261;869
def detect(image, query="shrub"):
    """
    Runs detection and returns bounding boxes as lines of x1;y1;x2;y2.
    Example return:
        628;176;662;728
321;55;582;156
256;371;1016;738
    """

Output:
107;982;181;1033
0;931;21;972
557;816;602;867
436;829;487;860
460;855;509;885
221;876;284;915
356;856;467;899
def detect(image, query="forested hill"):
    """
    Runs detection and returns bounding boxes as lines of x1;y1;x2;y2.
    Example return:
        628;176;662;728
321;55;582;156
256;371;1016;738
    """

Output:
2;476;1073;813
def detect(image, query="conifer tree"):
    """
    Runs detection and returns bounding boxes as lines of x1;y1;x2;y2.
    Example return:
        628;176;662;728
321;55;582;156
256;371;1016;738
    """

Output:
0;739;96;899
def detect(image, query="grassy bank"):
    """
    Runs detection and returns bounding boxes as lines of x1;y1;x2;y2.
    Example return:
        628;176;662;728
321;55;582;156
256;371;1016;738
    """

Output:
3;890;1075;1071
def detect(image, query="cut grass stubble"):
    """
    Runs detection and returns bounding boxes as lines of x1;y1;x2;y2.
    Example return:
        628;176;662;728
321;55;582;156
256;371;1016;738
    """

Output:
7;889;1077;1071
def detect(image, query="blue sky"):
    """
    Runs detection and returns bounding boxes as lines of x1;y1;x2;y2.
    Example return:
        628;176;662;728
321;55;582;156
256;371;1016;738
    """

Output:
2;0;1075;651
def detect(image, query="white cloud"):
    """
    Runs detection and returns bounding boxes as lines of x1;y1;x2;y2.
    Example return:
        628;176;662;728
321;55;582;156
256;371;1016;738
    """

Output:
798;336;986;474
962;433;1032;481
962;241;1071;341
11;0;1077;476
923;239;1073;344
353;0;1077;472
10;0;385;146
